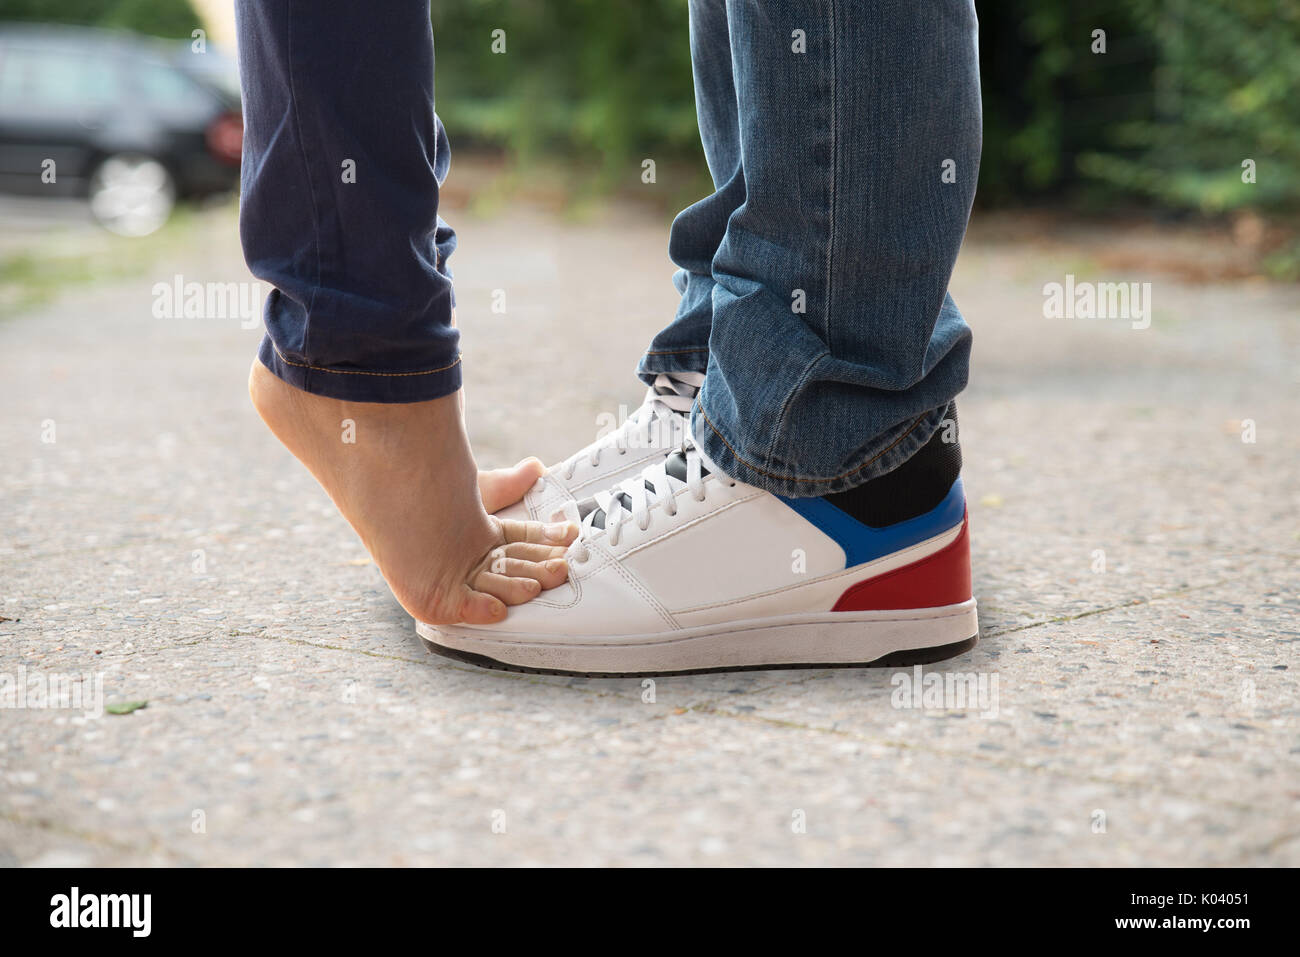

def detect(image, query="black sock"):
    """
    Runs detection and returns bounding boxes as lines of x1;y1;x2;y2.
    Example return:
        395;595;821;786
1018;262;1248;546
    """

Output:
821;403;962;528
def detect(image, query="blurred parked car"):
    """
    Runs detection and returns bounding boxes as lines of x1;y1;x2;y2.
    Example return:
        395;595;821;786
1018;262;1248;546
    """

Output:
0;23;241;236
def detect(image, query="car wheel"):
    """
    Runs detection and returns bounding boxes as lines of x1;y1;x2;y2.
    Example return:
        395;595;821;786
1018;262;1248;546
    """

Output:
88;153;176;237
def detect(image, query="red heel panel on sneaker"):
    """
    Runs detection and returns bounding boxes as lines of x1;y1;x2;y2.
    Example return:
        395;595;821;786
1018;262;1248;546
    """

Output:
832;514;971;612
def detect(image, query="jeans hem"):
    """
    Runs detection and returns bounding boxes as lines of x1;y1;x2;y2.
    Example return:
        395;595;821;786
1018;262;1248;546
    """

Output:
258;336;463;403
636;347;710;387
692;400;951;498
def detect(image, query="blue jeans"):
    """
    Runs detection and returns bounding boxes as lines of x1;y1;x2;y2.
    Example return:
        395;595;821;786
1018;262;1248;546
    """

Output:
237;0;980;496
640;0;981;496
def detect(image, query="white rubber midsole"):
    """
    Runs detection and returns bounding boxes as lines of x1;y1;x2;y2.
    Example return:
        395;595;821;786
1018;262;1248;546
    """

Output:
419;599;978;674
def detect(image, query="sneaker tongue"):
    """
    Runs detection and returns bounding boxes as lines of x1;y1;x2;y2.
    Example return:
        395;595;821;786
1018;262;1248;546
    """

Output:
663;448;709;482
652;371;705;400
575;496;602;524
649;372;705;414
583;482;654;531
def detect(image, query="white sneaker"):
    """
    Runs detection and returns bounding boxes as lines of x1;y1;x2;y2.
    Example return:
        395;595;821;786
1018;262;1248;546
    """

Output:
495;372;703;523
423;432;978;676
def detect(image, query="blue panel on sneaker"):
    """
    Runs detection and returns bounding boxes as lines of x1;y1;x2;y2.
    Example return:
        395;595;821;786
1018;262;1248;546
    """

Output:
776;478;967;570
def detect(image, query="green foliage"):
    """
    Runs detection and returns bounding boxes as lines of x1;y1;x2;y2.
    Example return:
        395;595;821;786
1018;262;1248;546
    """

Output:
978;0;1300;215
1076;0;1300;214
9;0;1294;218
0;0;200;38
974;1;1152;203
430;0;698;185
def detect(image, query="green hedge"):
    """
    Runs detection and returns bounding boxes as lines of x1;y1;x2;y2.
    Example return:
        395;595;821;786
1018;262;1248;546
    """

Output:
7;0;1297;219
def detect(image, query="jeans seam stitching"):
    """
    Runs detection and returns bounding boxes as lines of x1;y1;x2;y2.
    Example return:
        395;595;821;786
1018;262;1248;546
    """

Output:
824;0;838;347
286;0;323;390
760;350;829;475
698;402;930;485
270;342;461;378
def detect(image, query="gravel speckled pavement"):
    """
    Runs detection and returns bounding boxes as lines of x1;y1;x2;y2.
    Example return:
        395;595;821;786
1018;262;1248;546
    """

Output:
2;198;1297;866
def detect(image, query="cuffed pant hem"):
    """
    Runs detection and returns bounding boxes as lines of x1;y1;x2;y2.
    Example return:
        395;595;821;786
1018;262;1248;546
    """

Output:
636;347;710;387
258;336;463;404
692;400;951;499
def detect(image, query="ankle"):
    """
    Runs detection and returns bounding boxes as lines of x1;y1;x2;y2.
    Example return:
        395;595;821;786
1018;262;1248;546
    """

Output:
822;402;962;527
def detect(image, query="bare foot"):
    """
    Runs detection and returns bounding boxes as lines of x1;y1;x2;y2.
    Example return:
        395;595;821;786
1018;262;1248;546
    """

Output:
247;360;577;625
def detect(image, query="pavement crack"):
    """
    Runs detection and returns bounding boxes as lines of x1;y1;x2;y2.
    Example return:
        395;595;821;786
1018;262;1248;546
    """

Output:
983;576;1234;638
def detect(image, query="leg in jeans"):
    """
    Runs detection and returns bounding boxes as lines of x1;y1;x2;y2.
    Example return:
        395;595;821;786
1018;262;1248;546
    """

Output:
239;1;461;402
642;0;981;497
235;0;576;624
636;0;739;383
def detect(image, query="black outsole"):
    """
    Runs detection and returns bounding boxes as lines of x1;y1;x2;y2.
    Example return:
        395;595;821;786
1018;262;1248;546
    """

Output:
420;634;978;679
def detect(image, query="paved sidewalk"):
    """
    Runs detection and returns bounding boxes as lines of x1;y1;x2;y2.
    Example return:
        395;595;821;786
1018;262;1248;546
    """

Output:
2;199;1297;866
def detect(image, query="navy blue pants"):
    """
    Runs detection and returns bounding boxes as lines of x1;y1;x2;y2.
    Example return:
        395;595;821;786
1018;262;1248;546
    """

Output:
236;0;461;403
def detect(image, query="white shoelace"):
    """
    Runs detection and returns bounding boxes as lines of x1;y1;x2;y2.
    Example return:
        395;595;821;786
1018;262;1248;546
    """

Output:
571;440;736;559
559;372;704;482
